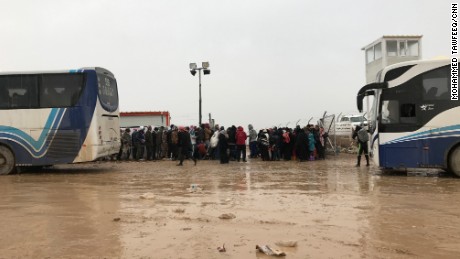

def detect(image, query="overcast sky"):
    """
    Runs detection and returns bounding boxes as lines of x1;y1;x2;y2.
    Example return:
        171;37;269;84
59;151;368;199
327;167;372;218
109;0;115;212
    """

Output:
0;0;452;129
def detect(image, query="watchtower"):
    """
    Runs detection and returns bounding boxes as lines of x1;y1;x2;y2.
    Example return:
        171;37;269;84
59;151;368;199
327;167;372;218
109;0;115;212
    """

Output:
362;35;422;83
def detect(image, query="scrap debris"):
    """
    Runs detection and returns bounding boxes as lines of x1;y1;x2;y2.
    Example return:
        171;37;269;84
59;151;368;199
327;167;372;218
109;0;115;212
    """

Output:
218;213;236;219
256;244;286;256
275;240;297;247
217;243;226;252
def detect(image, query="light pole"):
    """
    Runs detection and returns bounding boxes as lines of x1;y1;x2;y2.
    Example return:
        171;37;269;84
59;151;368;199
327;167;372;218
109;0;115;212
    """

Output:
189;62;211;126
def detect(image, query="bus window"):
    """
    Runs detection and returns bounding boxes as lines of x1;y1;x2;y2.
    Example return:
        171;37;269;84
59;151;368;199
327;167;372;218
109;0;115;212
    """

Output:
7;76;22;108
381;100;400;124
0;75;38;109
97;73;118;112
400;103;416;124
21;75;38;108
422;66;449;100
0;77;9;108
40;74;84;108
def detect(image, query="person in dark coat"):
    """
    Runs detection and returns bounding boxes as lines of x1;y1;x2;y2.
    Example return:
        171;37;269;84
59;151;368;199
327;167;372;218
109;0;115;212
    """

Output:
282;128;292;160
131;129;138;160
218;127;229;164
352;125;369;166
295;128;308;162
177;126;197;166
227;125;237;160
258;129;270;161
145;126;154;160
135;127;146;161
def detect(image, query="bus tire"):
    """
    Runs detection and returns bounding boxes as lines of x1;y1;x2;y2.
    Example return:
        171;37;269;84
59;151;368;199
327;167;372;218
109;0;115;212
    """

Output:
448;145;460;177
0;146;15;175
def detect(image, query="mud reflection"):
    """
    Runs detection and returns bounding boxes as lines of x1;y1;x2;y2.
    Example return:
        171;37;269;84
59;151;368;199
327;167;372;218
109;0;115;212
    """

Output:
0;170;122;258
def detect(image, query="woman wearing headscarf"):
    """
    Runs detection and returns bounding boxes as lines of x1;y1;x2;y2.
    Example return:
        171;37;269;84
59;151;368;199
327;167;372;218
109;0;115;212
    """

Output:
307;128;316;161
258;129;270;161
295;128;308;162
218;127;229;164
177;126;197;166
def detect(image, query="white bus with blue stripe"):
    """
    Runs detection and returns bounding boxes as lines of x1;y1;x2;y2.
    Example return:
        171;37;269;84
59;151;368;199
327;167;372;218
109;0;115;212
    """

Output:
0;67;120;174
357;59;460;176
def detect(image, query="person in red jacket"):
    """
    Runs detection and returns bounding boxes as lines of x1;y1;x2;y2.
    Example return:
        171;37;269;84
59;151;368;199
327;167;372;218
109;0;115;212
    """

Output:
235;126;248;162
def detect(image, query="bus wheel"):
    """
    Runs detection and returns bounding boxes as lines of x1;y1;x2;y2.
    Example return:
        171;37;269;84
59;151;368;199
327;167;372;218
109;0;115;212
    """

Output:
0;146;15;175
448;145;460;177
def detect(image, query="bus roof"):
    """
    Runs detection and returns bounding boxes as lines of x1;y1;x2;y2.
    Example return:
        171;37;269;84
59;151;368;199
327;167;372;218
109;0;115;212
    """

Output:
0;67;112;76
379;58;450;80
357;58;451;112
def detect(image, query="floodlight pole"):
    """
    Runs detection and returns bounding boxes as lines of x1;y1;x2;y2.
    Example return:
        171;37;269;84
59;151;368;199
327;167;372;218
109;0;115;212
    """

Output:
198;69;202;126
189;62;210;127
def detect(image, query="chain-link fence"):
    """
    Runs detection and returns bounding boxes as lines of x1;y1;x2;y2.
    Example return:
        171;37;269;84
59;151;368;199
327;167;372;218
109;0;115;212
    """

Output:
318;112;357;154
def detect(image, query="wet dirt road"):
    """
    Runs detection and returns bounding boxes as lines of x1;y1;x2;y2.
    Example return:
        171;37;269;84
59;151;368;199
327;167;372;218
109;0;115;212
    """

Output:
1;154;459;259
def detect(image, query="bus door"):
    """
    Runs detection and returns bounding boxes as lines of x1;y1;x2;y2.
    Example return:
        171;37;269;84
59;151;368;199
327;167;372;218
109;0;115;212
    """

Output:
379;84;423;168
418;65;453;167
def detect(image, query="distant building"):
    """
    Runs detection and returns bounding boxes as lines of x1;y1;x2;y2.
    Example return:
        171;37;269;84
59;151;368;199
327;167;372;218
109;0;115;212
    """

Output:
120;111;170;128
362;35;422;83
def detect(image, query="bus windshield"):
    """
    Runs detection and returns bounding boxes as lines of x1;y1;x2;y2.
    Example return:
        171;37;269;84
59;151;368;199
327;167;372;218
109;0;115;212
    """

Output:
97;72;118;112
368;94;378;133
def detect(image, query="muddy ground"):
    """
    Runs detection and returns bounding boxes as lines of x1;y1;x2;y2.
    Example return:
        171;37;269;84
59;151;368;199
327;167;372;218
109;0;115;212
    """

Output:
0;154;459;259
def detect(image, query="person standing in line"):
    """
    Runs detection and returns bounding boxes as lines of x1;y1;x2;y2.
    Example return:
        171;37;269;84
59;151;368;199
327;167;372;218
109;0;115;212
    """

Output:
307;128;316;161
282;129;292;160
189;126;197;158
166;126;173;159
235;126;247;162
258;129;270;161
203;124;212;148
248;124;258;158
318;126;327;160
116;129;124;160
155;126;163;159
151;127;157;160
227;125;237;160
195;126;203;145
120;128;132;160
136;127;146;161
209;129;219;160
218;126;229;164
170;126;179;160
145;126;154;160
295;128;308;162
131;129;139;160
269;128;280;161
161;128;168;159
177;126;197;166
352;125;370;166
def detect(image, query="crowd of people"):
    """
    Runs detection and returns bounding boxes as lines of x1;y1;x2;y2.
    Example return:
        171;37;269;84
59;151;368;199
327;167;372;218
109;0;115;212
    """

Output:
117;123;330;165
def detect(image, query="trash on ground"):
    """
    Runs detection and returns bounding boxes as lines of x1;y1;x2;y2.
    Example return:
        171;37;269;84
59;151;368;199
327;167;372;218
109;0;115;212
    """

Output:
173;208;186;213
113;217;121;222
217;243;226;252
256;245;286;256
139;192;155;199
275;240;297;247
187;184;203;193
218;213;236;219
